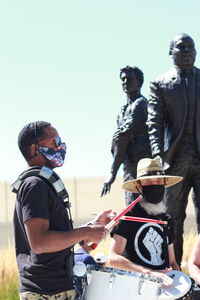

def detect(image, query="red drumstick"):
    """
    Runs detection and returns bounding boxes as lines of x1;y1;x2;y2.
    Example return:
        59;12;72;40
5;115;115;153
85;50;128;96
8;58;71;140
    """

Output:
88;195;142;249
120;216;167;225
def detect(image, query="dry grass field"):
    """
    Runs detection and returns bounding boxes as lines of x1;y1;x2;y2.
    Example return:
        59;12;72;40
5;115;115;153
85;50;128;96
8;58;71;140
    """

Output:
0;241;19;299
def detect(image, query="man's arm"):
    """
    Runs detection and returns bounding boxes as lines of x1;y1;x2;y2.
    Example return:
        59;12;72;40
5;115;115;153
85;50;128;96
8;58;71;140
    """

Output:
25;210;113;254
168;243;180;271
188;235;200;284
147;80;165;159
109;234;173;286
109;234;149;273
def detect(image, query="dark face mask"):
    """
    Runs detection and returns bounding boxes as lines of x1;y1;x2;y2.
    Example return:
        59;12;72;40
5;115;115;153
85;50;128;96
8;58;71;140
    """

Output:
142;185;165;204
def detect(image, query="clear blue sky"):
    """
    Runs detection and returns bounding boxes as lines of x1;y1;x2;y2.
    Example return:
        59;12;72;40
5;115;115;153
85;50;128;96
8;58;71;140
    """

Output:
1;0;200;181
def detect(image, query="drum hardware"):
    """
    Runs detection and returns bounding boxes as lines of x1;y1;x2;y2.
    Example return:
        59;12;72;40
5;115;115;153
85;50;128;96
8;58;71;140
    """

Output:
109;272;116;289
138;274;145;295
73;262;87;277
86;271;93;286
82;266;162;300
80;267;195;300
76;266;195;300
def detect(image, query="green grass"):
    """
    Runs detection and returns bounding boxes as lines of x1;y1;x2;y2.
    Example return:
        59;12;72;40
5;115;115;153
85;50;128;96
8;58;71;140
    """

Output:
0;282;19;300
0;241;19;300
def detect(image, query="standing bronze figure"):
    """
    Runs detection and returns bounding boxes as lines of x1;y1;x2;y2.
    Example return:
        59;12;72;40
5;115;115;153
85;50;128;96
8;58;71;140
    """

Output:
147;33;200;265
101;66;151;204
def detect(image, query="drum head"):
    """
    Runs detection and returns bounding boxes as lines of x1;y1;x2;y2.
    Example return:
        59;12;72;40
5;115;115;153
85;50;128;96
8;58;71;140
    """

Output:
157;270;193;300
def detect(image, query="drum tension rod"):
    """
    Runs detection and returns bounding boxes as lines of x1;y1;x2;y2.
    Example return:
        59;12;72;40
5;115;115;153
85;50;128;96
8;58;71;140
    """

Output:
138;275;145;295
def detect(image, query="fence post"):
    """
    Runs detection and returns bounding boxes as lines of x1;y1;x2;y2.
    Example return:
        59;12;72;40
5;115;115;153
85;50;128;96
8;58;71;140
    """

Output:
5;181;8;222
74;177;78;219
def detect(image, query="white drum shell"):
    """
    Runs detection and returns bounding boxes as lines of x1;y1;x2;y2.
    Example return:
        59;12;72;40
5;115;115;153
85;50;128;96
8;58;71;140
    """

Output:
83;269;160;300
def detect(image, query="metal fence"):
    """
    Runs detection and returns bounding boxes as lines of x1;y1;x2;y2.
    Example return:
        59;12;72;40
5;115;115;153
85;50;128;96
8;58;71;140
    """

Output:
0;177;197;247
0;176;124;223
0;176;125;247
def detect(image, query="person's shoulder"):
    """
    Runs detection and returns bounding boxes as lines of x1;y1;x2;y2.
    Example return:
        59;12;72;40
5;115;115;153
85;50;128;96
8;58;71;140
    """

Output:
194;66;200;73
135;94;147;102
129;95;147;109
17;176;50;205
137;95;148;108
151;68;176;85
126;203;141;216
21;175;48;190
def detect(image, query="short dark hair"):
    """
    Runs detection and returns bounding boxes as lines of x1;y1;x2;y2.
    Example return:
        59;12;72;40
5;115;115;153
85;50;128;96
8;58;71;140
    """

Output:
119;65;144;88
18;121;51;161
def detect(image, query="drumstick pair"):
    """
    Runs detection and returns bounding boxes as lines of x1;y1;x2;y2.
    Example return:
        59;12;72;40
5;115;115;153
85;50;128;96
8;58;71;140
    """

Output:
88;195;168;249
88;195;142;249
91;213;167;225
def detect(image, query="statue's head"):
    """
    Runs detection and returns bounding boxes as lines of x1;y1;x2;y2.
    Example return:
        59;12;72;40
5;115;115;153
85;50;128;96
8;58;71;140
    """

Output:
119;66;144;97
169;33;196;69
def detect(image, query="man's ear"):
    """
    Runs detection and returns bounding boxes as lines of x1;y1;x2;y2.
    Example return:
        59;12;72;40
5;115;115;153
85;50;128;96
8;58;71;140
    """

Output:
30;144;38;158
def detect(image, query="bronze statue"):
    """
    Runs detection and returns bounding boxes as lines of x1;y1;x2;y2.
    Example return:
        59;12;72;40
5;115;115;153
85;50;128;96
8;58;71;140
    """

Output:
101;66;151;204
147;33;200;265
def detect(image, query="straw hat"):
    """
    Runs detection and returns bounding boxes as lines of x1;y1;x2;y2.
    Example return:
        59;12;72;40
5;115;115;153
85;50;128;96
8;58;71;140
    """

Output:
122;156;183;193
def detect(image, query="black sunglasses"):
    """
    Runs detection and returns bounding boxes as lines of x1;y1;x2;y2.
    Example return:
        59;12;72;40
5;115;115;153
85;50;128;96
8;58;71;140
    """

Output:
39;136;62;147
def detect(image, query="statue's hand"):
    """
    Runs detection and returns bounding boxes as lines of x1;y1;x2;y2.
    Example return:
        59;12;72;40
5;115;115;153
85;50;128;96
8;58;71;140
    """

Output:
101;174;116;197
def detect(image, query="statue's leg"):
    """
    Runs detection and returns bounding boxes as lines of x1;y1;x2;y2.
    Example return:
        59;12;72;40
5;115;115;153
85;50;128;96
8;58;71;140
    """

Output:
191;162;200;233
165;161;191;266
123;162;137;205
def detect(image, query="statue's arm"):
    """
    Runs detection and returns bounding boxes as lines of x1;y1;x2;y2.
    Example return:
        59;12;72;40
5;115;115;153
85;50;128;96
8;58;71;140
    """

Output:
147;80;164;159
101;131;130;197
110;131;130;177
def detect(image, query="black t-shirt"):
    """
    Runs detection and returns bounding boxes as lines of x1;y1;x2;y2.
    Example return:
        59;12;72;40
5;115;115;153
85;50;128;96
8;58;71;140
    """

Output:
13;176;73;294
111;204;174;270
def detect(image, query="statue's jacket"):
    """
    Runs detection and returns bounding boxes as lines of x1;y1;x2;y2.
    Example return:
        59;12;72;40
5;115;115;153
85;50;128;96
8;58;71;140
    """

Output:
113;95;151;180
147;66;200;168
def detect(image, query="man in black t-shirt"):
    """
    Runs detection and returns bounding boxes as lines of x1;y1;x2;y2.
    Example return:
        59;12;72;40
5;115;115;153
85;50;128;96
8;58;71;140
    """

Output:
13;121;113;300
110;156;183;285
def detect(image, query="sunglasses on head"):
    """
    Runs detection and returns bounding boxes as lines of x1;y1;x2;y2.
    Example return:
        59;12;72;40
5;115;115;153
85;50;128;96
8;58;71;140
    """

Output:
32;122;62;147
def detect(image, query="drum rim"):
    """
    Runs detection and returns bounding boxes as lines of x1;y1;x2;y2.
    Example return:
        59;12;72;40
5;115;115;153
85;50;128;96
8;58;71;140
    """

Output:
174;278;195;300
86;266;163;284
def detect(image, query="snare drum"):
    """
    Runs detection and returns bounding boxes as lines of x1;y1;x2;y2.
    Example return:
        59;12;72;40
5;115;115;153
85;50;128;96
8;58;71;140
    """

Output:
157;270;195;300
82;266;162;300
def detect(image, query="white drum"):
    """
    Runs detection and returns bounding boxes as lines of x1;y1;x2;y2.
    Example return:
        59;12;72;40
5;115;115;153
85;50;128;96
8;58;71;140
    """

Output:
83;266;162;300
157;270;195;300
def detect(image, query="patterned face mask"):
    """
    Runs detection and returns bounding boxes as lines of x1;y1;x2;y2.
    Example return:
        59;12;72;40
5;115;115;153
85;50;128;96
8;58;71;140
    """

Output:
38;143;66;167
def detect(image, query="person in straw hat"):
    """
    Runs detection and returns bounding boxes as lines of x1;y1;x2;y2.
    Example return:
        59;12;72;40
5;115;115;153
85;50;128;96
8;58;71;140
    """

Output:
109;156;182;285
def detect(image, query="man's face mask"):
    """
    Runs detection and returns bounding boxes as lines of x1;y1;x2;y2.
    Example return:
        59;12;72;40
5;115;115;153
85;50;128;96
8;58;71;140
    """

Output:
142;185;165;204
38;142;66;168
